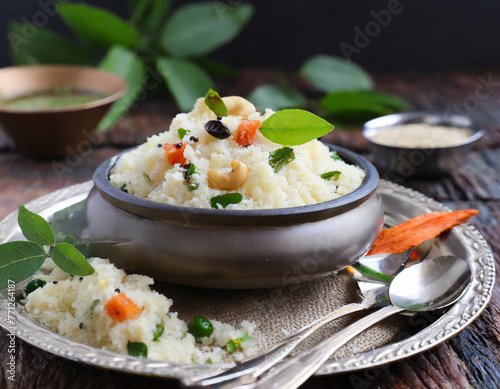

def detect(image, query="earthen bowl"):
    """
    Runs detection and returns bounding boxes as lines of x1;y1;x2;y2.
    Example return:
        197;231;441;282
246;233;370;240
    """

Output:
0;65;127;158
84;144;384;289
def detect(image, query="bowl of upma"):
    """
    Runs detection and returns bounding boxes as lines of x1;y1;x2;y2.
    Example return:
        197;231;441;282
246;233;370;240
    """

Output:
85;95;383;289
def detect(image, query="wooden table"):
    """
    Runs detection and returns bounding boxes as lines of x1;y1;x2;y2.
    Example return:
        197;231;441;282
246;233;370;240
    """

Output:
1;69;500;388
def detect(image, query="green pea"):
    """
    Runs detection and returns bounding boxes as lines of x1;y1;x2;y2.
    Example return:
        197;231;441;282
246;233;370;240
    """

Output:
187;316;214;339
127;342;148;358
25;279;46;295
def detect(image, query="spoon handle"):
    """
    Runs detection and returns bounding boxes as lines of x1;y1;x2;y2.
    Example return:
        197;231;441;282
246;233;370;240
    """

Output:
255;305;404;389
181;303;369;388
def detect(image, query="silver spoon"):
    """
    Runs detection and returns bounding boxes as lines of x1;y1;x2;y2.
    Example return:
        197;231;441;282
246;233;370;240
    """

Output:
182;250;413;388
254;255;471;389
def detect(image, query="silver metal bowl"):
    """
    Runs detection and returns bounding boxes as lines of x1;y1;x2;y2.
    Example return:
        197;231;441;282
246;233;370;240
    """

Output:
83;144;383;289
362;112;483;178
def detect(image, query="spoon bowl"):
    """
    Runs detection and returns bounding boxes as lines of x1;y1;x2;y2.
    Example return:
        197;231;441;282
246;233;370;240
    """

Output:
389;255;471;311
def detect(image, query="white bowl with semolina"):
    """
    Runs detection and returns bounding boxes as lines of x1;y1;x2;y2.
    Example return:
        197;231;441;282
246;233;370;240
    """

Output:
85;96;383;289
363;112;483;178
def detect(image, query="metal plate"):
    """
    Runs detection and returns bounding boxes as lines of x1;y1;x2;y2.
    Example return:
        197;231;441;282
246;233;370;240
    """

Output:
0;180;495;379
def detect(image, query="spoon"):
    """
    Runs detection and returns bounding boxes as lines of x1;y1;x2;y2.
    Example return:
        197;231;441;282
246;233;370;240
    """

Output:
182;250;413;388
254;255;471;389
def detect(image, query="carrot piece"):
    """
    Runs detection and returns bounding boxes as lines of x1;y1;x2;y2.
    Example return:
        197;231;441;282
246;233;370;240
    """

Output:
368;209;479;256
235;120;260;147
163;142;187;165
104;293;142;322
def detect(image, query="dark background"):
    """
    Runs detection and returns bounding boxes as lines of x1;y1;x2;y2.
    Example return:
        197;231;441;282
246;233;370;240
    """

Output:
1;0;500;72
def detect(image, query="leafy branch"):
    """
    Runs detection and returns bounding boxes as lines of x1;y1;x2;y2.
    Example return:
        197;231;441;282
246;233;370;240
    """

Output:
8;1;254;127
247;55;410;127
0;206;94;290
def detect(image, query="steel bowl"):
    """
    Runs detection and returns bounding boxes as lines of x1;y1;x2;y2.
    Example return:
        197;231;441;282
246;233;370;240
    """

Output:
0;65;127;158
83;144;383;289
362;112;483;178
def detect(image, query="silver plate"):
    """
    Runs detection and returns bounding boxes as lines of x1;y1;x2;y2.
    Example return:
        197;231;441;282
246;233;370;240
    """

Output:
0;180;495;378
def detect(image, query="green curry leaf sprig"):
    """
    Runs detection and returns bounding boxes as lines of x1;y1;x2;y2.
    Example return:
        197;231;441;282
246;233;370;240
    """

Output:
247;55;410;127
0;206;94;290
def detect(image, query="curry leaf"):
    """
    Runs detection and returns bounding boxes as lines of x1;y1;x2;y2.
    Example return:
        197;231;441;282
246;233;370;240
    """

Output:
8;22;95;66
247;84;306;112
0;242;46;290
260;109;334;146
161;3;253;57
322;90;410;115
157;57;214;112
153;319;165;342
51;243;95;276
210;193;243;209
205;89;227;117
178;128;189;139
98;45;145;130
300;55;373;92
268;147;296;173
18;206;55;246
58;3;138;48
321;171;342;181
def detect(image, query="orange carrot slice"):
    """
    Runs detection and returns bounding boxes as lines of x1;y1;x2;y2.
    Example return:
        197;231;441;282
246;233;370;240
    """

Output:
163;142;187;165
235;120;260;147
104;293;142;322
368;209;479;256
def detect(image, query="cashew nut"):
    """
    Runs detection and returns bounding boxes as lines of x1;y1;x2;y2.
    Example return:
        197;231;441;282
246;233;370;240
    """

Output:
222;96;256;117
207;160;249;190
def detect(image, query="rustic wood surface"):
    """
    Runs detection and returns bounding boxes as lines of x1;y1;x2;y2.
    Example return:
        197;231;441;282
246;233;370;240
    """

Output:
1;69;500;388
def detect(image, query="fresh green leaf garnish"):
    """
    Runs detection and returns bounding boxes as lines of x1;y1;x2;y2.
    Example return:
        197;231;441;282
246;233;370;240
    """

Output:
98;45;146;130
210;193;243;209
86;299;100;317
247;84;306;112
157;57;214;112
183;163;199;191
143;173;152;182
205;89;227;117
51;243;95;276
153;319;164;342
321;171;342;181
160;3;253;57
300;55;373;92
260;109;333;146
268;147;296;173
178;127;190;139
331;151;343;161
0;242;46;290
226;332;252;354
120;183;128;192
18;205;55;246
127;341;148;358
58;3;138;48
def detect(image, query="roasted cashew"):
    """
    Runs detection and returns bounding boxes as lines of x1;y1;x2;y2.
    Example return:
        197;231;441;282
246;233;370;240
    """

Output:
222;96;256;117
207;160;248;190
